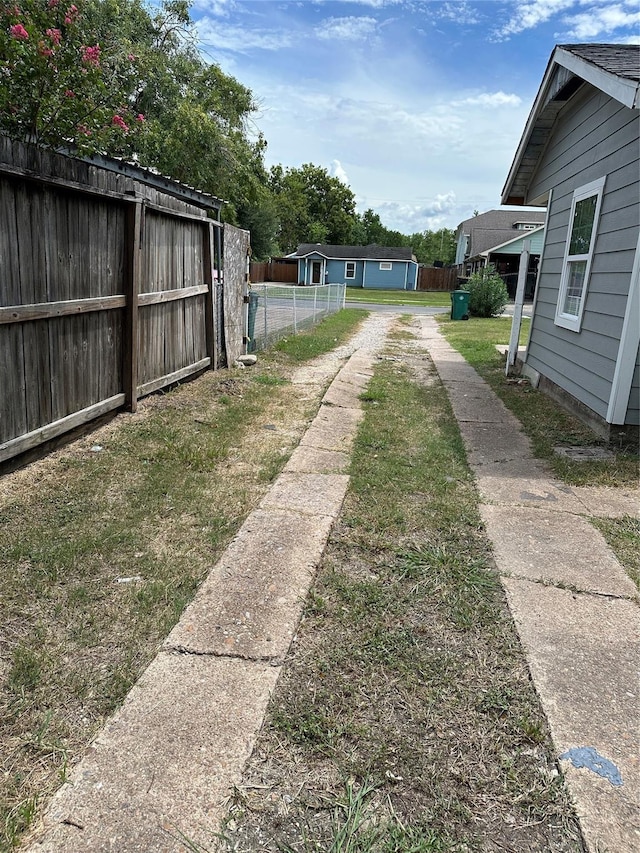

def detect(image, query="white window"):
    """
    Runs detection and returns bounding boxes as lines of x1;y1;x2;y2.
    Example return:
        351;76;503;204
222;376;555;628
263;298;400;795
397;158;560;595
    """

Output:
516;222;538;230
555;177;605;332
345;261;356;279
379;262;392;271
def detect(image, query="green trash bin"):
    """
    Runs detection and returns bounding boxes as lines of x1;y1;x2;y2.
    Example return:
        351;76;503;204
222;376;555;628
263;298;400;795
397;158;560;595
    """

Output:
450;289;470;320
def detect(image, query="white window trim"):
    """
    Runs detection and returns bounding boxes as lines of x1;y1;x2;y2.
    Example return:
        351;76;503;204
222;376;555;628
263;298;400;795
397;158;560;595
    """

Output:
345;261;356;279
555;176;606;332
379;262;392;271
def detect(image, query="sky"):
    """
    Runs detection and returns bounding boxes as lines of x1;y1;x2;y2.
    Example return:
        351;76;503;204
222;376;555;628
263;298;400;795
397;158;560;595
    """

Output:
190;0;640;233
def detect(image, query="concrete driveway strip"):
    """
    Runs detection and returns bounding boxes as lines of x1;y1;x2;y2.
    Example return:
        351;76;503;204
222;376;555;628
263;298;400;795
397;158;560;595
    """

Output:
416;316;640;853
26;313;394;853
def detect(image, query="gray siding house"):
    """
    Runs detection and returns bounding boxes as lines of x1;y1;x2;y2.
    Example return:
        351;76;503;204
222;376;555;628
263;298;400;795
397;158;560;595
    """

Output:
502;44;640;437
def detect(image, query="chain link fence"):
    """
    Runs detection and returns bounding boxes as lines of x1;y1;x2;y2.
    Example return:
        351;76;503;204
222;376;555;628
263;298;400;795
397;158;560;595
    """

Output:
247;283;346;352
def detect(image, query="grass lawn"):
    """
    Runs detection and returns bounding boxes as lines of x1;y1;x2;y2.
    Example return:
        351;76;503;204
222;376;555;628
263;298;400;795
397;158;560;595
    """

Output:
345;288;451;307
0;309;367;852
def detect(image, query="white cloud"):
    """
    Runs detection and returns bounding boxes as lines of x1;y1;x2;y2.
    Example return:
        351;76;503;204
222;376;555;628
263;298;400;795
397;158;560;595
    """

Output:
563;3;640;38
196;19;292;52
493;0;576;39
453;91;522;107
438;1;481;25
191;0;236;15
367;192;458;232
330;159;350;184
316;16;378;41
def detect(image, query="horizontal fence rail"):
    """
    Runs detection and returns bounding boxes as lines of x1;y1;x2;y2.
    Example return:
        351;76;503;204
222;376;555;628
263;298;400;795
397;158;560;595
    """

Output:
247;283;345;352
0;135;250;467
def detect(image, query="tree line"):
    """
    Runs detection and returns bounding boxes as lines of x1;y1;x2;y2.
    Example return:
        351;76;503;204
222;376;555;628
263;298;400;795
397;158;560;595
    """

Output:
0;0;456;263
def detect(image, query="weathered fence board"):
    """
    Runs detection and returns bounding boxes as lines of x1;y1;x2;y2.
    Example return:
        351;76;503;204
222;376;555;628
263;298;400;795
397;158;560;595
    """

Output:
417;266;458;291
0;136;243;466
223;225;250;366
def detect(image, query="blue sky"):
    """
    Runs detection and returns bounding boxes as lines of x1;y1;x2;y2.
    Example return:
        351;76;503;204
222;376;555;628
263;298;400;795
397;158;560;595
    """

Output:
191;1;640;232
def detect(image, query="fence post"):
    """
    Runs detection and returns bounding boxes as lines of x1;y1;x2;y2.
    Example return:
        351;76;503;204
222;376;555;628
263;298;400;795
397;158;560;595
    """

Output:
314;284;317;317
293;285;297;334
203;221;215;368
124;198;143;412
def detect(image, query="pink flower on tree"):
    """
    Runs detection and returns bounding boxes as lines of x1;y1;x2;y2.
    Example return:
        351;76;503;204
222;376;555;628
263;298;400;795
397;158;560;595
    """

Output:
112;114;129;132
64;4;78;24
48;0;59;7
81;44;100;67
127;53;136;62
38;42;54;57
77;124;92;136
135;113;145;123
46;28;62;45
64;89;75;97
10;23;29;39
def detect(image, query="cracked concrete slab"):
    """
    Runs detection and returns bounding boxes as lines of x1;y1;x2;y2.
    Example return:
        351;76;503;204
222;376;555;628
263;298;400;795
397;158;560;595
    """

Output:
473;461;586;512
572;486;640;519
259;471;349;516
482;505;638;598
322;379;365;409
502;577;640;853
28;654;281;853
164;509;335;659
299;406;364;452
283;445;350;474
461;423;534;465
446;388;515;423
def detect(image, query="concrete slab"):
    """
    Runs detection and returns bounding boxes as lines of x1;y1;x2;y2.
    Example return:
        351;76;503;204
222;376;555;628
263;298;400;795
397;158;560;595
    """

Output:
27;654;281;853
461;423;533;465
299;406;364;453
259;471;349;517
164;509;334;659
446;387;514;424
473;460;586;512
502;578;640;853
482;505;638;598
572;486;640;519
283;445;350;474
322;380;364;409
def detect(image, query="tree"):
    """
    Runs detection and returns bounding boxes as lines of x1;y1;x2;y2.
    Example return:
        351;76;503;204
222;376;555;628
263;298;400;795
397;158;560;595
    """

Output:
0;0;145;152
269;163;358;253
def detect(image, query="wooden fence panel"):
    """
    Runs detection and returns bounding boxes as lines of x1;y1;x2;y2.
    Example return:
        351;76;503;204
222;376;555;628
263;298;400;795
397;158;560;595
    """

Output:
0;136;235;465
417;266;458;291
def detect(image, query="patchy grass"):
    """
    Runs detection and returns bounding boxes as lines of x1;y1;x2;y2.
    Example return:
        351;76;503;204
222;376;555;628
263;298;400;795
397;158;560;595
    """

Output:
220;330;584;853
345;289;451;307
273;309;369;362
591;515;640;591
0;308;367;852
438;316;639;487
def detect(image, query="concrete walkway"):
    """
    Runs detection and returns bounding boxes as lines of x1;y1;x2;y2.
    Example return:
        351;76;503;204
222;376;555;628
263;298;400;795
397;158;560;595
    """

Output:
414;316;639;853
25;315;393;853
26;314;639;853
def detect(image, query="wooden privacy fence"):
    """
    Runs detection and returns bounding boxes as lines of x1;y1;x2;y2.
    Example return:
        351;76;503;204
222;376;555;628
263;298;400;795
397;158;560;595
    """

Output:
250;259;298;283
0;136;248;465
417;266;458;291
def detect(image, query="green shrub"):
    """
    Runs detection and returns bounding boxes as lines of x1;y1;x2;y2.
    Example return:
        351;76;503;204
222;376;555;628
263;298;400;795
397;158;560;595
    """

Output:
466;266;509;317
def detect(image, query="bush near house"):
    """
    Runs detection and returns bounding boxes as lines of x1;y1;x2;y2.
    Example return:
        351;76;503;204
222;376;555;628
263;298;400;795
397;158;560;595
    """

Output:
466;265;509;317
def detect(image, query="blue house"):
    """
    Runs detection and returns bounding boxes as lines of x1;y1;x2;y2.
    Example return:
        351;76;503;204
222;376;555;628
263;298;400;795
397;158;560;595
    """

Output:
292;244;418;290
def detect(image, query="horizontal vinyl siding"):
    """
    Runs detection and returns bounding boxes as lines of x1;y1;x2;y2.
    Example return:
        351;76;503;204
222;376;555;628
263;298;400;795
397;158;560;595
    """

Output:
328;258;363;286
363;260;407;289
525;85;639;421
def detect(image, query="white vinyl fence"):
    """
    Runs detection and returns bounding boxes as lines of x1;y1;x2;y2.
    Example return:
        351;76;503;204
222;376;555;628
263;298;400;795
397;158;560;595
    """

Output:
247;283;346;352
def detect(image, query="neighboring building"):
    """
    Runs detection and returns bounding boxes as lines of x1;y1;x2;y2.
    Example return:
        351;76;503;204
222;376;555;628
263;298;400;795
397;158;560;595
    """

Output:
454;209;547;277
502;43;640;438
480;225;546;299
291;244;419;290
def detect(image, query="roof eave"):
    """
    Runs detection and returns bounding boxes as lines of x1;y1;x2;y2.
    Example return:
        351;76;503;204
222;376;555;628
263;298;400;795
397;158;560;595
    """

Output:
502;46;640;205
